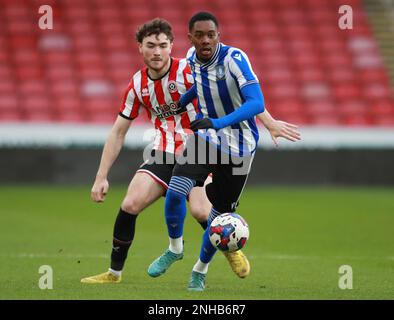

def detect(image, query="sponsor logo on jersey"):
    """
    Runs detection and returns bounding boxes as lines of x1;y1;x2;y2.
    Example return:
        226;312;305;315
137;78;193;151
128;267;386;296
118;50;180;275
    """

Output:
153;102;184;119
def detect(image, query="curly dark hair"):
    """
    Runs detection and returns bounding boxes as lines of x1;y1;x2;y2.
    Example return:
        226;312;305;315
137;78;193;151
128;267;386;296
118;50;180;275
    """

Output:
135;18;174;43
188;11;219;31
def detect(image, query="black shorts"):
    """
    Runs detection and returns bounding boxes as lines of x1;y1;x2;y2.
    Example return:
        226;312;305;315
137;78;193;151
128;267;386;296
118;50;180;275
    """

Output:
136;150;177;190
172;134;254;213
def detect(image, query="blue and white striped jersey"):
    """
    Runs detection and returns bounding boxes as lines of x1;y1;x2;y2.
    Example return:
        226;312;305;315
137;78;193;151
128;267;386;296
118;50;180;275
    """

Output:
186;42;260;156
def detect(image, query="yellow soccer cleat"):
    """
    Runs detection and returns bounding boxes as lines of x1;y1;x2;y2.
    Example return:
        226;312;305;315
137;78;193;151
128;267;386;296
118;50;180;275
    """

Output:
223;250;250;278
81;271;121;284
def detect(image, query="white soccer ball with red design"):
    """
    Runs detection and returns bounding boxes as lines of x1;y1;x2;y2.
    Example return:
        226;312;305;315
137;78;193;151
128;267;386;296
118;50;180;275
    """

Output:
209;213;249;252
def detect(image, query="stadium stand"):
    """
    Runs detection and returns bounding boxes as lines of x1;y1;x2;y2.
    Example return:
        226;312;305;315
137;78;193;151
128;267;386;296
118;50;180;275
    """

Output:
0;0;393;127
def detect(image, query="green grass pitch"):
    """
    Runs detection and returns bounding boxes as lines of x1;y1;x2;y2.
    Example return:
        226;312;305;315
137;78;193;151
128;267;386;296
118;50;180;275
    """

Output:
0;185;393;300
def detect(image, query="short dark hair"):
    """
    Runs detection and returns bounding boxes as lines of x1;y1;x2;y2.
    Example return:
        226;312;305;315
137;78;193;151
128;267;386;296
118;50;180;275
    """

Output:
135;18;174;43
188;11;219;31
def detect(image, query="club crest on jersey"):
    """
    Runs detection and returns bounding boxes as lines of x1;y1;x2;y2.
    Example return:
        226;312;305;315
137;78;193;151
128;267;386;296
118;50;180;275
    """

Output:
216;65;226;80
168;80;178;93
142;88;149;97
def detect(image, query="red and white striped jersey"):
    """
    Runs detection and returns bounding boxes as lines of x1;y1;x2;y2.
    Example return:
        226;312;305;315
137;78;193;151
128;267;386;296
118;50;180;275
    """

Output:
119;58;198;154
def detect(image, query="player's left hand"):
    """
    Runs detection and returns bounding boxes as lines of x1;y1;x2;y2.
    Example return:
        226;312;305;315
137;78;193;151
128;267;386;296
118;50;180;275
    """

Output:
190;118;214;131
266;120;301;147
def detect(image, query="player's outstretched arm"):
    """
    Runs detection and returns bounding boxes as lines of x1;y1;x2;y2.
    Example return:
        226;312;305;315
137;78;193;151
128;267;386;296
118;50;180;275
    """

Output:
91;115;131;202
189;83;264;131
257;109;301;147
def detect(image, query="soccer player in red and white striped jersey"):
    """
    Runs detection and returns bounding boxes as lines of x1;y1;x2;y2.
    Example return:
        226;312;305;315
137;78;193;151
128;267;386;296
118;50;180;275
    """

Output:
119;57;197;155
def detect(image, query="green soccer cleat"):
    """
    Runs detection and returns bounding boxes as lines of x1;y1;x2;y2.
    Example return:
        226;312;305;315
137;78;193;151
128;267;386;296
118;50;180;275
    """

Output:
187;271;206;292
147;249;183;277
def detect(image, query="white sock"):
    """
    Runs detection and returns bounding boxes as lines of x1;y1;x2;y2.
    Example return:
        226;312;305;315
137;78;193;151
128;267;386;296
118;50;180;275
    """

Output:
193;259;209;274
108;268;121;278
169;236;183;254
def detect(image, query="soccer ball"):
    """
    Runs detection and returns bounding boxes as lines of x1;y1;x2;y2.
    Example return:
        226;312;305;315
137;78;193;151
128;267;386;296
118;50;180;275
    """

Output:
209;213;249;252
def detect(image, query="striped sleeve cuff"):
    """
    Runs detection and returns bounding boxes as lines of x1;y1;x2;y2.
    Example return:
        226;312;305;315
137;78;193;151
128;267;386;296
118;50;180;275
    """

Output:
118;112;135;120
239;80;259;90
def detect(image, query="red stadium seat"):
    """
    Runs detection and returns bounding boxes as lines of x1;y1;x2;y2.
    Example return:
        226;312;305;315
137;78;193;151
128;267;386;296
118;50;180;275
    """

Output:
333;84;362;100
73;35;99;50
46;66;75;81
292;54;322;69
13;50;40;65
56;111;86;123
359;69;389;83
0;81;15;95
311;115;342;126
270;100;303;118
363;84;393;100
302;82;331;100
305;101;336;116
369;101;394;116
339;100;368;117
0;109;22;122
24;112;55;122
342;115;373;126
263;67;295;84
103;36;129;50
0;95;18;112
19;80;47;96
297;68;326;82
373;115;394;126
89;112;117;124
327;68;356;84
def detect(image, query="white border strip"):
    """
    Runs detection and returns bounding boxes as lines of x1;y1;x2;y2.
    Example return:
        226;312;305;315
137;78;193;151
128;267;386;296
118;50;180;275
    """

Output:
1;123;394;149
258;125;394;149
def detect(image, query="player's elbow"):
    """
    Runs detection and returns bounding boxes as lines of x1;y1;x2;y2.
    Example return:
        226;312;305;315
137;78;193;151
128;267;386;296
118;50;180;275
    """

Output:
251;97;265;115
256;90;265;113
244;86;265;115
257;101;265;113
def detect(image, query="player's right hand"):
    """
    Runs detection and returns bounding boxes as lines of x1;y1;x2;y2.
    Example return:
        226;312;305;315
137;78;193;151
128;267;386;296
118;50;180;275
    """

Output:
91;178;109;202
190;118;214;131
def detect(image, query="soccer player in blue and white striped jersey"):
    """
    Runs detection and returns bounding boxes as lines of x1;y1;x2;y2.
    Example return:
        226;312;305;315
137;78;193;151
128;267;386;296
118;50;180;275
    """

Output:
148;12;300;291
186;30;261;157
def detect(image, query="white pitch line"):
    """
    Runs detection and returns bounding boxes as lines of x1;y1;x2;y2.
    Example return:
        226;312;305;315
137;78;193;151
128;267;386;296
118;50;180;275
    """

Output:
1;253;393;261
0;253;109;259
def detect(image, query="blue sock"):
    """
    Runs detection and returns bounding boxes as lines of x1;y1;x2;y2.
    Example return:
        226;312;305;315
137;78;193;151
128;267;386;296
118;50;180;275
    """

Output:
208;207;221;225
165;176;196;238
199;207;222;263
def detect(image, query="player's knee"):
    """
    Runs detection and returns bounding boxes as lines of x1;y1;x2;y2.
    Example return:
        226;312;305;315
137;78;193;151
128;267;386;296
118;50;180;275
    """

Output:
189;203;209;223
190;207;207;223
121;198;145;215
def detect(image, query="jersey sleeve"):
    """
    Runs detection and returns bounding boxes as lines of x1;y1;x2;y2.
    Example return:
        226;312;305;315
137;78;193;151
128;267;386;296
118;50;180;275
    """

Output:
180;61;198;111
119;79;141;120
182;62;195;90
228;49;259;90
186;47;195;61
185;47;196;79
